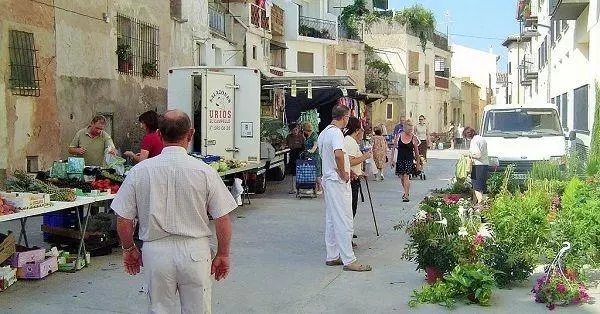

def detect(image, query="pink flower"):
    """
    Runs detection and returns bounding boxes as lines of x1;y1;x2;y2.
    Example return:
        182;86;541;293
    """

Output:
547;303;556;310
443;194;461;205
556;283;566;294
473;234;485;245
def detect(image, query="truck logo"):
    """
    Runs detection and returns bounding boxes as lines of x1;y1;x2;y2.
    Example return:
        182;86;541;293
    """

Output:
521;156;528;159
209;90;231;107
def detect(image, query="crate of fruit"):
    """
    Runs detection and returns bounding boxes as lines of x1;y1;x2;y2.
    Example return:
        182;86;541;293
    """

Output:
1;192;51;210
16;256;58;279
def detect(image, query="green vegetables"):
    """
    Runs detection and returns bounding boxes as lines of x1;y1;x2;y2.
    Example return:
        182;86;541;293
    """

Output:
409;264;497;308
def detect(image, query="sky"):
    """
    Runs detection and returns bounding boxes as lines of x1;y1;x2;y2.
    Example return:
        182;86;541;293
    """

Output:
388;0;520;71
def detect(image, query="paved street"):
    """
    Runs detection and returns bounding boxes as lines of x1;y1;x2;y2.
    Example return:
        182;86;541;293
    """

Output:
1;149;599;314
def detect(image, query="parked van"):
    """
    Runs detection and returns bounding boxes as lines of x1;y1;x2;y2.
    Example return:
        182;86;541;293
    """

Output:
481;104;576;179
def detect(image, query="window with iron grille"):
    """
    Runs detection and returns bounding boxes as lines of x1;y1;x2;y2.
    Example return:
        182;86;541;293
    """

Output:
116;14;160;78
9;30;40;96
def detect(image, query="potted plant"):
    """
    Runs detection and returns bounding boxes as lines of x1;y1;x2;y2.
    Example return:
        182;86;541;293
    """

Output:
394;4;435;52
142;62;157;77
116;42;133;73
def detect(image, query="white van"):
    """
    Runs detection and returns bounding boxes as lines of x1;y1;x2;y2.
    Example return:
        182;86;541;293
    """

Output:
481;104;576;179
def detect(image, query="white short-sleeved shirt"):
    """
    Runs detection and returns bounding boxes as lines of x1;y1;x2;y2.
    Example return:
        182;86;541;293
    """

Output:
469;135;489;166
318;125;350;183
111;146;238;242
343;135;363;176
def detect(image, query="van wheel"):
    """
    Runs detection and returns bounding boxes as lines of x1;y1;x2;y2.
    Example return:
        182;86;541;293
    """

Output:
254;173;266;194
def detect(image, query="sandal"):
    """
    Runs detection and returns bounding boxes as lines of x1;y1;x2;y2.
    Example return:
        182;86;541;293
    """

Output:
343;262;372;272
402;195;409;202
325;258;343;266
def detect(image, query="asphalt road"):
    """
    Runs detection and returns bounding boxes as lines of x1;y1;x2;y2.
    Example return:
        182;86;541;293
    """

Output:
1;149;599;313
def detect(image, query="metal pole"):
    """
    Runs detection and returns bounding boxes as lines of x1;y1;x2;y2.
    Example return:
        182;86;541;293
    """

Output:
362;176;379;236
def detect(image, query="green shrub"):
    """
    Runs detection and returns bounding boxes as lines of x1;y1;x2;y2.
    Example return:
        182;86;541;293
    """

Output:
551;178;600;269
482;190;552;287
529;161;564;181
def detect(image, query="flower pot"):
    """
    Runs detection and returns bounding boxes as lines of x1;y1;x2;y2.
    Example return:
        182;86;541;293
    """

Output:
118;60;132;73
425;266;443;284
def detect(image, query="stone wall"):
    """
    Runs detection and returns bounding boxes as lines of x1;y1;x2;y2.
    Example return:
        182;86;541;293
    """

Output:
0;0;59;177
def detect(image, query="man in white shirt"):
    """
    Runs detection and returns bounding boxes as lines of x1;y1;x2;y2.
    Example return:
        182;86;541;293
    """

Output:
318;105;372;272
112;110;237;313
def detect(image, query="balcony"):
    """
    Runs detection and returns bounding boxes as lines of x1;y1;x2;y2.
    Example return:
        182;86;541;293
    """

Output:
433;31;449;51
250;3;270;32
522;57;538;80
549;0;589;20
271;4;284;37
517;0;539;26
299;16;337;40
209;6;226;36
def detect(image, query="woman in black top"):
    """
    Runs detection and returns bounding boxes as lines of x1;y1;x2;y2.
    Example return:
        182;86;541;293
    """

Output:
286;122;305;194
394;119;422;202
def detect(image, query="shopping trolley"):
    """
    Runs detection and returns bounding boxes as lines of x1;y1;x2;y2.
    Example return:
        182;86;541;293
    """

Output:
296;158;317;198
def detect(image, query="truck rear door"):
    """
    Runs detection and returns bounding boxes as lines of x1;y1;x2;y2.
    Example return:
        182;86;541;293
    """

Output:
204;71;236;159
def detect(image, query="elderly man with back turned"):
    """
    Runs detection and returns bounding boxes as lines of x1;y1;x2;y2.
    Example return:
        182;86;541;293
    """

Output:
112;110;237;314
318;105;372;272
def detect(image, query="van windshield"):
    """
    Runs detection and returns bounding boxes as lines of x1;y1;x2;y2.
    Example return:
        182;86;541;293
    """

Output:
483;108;562;137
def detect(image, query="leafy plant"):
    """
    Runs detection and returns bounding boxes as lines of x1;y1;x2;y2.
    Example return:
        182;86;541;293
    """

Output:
142;62;157;77
587;82;600;175
482;190;552;287
532;273;590;310
116;42;132;61
551;178;600;269
394;4;436;52
486;171;518;197
529;161;565;181
566;151;586;179
409;264;497;308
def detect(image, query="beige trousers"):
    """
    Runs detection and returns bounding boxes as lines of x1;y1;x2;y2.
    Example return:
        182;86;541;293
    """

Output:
142;235;212;314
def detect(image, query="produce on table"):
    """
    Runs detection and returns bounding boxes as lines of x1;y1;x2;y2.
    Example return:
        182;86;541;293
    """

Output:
91;179;120;194
0;197;16;216
100;170;124;183
5;171;76;202
207;158;248;173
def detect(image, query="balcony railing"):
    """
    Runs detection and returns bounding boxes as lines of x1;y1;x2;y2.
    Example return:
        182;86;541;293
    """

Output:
209;6;226;36
250;3;270;31
549;0;589;20
433;31;449;51
299;16;337;40
522;57;538;80
338;23;362;41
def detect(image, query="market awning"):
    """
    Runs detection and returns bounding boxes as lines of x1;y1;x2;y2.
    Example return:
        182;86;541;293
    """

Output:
261;75;358;91
262;75;359;129
354;92;385;105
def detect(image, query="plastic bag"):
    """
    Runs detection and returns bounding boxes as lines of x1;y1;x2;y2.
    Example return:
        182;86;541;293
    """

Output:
231;178;243;206
455;156;471;181
105;150;126;176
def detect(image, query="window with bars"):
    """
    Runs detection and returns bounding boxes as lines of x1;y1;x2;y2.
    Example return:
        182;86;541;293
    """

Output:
116;14;160;78
9;30;40;96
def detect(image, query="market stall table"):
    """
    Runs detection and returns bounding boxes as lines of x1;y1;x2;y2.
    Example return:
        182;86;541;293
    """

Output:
0;194;116;271
218;161;266;206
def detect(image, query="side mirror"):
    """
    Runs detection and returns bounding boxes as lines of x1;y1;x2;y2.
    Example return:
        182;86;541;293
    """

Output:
566;130;576;141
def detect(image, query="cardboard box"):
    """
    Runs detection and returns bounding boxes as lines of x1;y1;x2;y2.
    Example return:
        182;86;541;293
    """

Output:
16;256;58;279
0;266;17;292
58;252;90;272
11;247;45;268
0;233;16;265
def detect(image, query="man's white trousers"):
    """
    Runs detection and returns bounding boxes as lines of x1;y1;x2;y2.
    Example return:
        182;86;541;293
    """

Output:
323;179;356;265
142;235;212;314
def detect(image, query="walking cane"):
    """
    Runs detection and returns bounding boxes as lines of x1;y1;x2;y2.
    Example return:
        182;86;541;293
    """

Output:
362;176;380;236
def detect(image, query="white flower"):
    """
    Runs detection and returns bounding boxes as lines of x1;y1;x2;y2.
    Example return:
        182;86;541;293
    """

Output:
458;227;468;237
415;210;427;221
477;223;493;239
435;218;448;226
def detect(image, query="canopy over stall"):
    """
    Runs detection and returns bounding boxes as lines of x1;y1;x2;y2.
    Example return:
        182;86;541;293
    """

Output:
262;76;359;131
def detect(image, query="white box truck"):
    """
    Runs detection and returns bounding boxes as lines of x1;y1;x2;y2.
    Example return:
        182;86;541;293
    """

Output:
481;103;576;179
167;66;289;193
